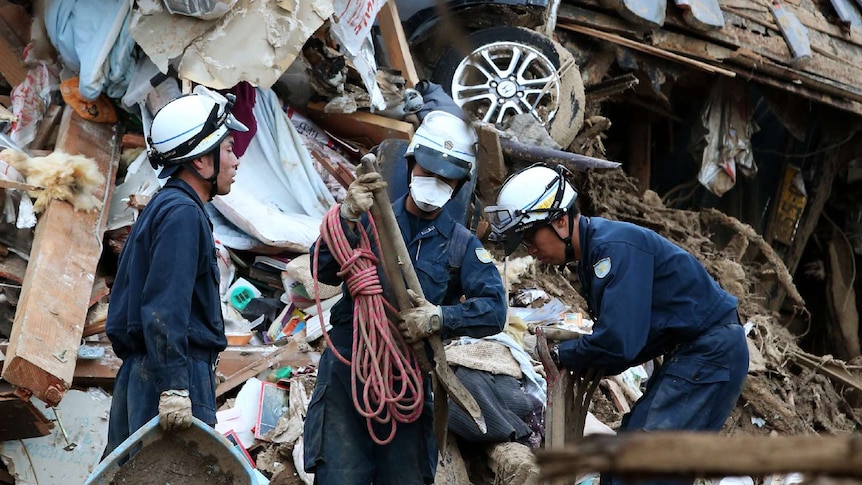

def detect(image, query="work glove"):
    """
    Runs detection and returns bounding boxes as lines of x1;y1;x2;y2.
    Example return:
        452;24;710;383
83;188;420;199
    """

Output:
340;172;388;222
398;289;443;344
158;389;192;431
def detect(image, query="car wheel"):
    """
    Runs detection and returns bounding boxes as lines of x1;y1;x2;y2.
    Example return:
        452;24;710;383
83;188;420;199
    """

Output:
431;26;585;148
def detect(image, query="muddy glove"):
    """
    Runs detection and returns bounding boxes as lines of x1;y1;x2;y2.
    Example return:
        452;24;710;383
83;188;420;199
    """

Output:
340;172;388;222
398;289;443;344
158;389;192;431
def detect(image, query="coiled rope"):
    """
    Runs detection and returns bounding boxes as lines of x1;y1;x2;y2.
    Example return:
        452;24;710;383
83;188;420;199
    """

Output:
312;204;424;445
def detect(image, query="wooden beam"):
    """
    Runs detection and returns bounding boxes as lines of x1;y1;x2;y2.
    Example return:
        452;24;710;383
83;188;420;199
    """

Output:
304;102;414;147
538;433;862;480
557;22;736;78
1;107;120;407
376;0;419;87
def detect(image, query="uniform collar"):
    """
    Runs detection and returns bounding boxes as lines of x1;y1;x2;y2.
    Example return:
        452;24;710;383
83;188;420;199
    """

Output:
578;215;591;264
164;177;208;212
393;195;456;239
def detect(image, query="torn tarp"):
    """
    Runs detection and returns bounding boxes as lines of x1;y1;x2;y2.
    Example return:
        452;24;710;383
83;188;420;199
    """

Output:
693;80;758;197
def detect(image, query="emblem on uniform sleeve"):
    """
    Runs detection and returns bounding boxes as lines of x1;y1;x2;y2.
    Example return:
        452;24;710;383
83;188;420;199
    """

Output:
475;247;493;264
593;257;611;278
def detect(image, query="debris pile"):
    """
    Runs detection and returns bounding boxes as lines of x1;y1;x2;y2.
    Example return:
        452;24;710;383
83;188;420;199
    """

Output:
0;0;861;484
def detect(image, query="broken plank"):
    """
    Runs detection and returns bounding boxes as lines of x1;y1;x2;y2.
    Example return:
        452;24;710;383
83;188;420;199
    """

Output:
538;433;862;480
376;0;419;87
1;107;120;407
216;341;315;397
791;350;862;392
304;102;414;147
556;22;737;77
0;392;53;442
0;253;26;284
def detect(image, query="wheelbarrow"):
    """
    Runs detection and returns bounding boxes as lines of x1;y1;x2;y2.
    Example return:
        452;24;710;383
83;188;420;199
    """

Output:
85;416;262;484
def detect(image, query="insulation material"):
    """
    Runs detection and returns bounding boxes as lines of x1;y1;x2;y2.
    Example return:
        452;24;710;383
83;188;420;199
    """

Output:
694;81;758;197
211;88;334;252
0;149;107;213
132;0;333;90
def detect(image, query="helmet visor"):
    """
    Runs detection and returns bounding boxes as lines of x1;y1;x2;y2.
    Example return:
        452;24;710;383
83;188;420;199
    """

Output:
412;145;471;180
485;205;522;234
485;205;528;256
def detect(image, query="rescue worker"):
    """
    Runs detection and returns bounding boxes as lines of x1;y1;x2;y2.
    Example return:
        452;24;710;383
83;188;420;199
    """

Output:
103;90;248;457
304;110;507;484
486;163;749;485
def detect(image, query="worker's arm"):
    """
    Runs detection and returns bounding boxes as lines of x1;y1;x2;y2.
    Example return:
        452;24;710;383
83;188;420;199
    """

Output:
140;203;203;393
558;241;654;374
440;238;507;339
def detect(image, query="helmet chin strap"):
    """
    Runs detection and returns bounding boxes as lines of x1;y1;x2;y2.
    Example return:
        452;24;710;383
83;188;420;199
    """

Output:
186;148;221;199
551;210;576;263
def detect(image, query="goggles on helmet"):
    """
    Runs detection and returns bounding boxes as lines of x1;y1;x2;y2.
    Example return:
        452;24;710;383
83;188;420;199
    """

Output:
485;163;575;255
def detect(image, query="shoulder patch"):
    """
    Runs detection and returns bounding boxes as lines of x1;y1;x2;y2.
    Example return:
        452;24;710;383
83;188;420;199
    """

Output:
593;257;611;279
475;247;493;264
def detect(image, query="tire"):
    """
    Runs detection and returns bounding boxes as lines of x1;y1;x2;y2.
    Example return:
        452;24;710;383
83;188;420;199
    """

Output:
431;26;585;148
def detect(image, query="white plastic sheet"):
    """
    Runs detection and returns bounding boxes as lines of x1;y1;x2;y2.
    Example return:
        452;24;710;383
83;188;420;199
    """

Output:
211;88;335;252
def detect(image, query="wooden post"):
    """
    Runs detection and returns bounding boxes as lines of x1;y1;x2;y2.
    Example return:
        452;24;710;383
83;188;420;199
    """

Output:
475;123;507;207
627;110;651;193
377;1;420;87
1;108;120;406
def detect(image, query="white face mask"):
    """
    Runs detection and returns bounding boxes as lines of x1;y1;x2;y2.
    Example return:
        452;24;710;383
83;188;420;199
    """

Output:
410;174;454;212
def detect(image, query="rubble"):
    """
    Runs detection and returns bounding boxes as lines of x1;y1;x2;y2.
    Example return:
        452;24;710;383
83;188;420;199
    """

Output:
0;0;861;484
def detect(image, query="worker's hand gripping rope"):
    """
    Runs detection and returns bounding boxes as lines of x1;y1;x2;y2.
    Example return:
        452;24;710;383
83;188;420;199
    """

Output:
313;195;425;445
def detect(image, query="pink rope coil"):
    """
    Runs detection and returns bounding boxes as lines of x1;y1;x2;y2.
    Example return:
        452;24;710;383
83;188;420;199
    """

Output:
313;204;424;445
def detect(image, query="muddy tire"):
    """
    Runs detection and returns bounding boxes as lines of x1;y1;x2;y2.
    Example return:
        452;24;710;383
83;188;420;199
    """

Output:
431;26;585;147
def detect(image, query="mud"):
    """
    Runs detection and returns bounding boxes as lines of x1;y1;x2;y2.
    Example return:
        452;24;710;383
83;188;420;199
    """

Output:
109;434;240;485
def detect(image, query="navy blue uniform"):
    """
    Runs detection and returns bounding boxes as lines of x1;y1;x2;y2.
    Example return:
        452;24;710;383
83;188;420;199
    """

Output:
559;216;748;485
104;178;225;456
304;196;506;485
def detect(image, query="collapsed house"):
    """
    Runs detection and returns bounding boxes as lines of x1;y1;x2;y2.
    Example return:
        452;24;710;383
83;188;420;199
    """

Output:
0;0;861;483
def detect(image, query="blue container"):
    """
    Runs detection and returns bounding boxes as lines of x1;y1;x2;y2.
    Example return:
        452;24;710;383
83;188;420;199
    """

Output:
85;416;261;484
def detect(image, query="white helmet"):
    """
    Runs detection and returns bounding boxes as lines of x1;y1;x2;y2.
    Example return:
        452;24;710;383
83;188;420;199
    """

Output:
405;110;476;181
148;87;248;178
485;163;578;255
